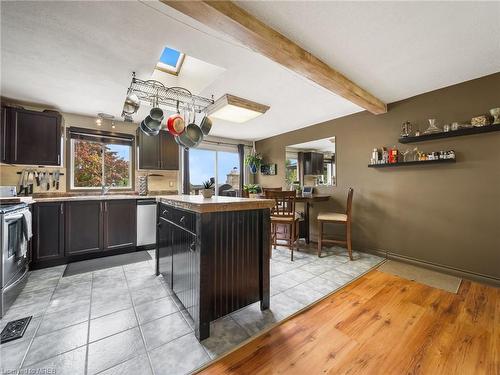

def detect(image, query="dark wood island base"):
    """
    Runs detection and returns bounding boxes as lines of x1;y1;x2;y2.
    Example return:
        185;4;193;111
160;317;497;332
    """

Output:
155;195;274;341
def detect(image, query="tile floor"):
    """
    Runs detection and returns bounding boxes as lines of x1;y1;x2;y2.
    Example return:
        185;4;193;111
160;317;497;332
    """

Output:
1;245;383;375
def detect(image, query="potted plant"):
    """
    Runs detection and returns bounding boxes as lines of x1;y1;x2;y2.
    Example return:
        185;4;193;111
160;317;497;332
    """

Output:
201;179;214;199
244;151;263;174
243;184;261;198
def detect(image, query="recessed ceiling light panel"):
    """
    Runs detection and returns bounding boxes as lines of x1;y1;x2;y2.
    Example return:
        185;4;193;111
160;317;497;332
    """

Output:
207;94;270;123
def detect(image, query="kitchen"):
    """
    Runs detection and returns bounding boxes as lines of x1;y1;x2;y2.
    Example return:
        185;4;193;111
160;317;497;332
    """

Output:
1;1;499;375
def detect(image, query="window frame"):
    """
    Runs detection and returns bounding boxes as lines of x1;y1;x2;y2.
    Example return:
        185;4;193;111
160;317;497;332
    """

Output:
188;145;241;196
66;127;135;192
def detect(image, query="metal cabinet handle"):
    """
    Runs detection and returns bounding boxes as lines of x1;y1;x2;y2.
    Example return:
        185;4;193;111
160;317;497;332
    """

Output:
189;240;196;252
60;203;63;215
179;216;185;224
162;209;168;216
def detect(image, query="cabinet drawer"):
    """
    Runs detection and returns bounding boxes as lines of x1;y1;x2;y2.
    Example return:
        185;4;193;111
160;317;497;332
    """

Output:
159;204;196;233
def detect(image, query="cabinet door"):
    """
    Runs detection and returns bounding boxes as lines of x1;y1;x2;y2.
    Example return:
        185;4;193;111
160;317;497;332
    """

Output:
158;216;173;288
160;131;179;170
33;202;65;262
172;225;199;320
1;107;8;163
65;201;103;256
103;200;136;251
10;108;61;165
137;128;161;170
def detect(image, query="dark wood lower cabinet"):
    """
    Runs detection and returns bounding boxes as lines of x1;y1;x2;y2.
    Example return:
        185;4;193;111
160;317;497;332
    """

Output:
103;200;136;251
32;202;65;265
65;201;103;256
31;199;140;269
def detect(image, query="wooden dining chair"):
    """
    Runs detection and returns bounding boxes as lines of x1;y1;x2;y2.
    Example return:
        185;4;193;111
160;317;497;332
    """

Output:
265;190;299;261
317;188;354;260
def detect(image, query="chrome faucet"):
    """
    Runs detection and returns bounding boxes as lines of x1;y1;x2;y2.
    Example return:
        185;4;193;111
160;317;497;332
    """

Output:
101;183;115;195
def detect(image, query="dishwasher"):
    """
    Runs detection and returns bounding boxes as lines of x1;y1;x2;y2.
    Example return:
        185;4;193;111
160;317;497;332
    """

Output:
136;199;157;248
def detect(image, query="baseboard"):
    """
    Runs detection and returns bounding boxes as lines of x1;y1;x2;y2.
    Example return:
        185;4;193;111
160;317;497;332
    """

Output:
365;248;500;287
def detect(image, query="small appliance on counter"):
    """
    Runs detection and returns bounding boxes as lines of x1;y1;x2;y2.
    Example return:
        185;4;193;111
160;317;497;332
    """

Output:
302;186;314;197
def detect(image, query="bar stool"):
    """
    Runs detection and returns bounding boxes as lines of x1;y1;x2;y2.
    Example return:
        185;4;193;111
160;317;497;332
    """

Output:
317;188;353;260
265;190;299;261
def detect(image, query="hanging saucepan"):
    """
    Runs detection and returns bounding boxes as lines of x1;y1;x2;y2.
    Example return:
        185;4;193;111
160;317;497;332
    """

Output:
123;93;140;115
167;101;185;136
149;106;164;122
140;119;160;136
178;123;204;149
199;115;212;136
143;115;162;132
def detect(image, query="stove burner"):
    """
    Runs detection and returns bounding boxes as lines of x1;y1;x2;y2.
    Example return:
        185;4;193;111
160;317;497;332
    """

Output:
0;316;32;344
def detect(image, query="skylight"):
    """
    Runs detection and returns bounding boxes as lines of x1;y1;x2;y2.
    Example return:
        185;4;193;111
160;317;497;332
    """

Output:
156;47;185;76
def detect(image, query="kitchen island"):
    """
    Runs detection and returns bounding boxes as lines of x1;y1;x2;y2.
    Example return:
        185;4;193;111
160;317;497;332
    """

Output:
156;195;274;340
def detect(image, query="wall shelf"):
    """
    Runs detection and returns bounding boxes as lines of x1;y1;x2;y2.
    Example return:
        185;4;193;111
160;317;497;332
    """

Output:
399;124;500;144
368;158;456;168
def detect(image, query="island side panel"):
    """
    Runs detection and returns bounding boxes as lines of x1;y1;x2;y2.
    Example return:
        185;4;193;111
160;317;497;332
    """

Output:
199;209;267;325
260;208;271;310
197;212;212;341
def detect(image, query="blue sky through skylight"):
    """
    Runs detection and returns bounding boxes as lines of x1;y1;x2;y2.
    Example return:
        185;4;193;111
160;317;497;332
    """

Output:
159;47;182;68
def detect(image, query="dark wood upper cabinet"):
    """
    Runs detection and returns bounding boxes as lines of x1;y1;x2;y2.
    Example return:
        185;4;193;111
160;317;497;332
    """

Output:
65;200;103;256
303;152;324;175
6;107;62;166
137;128;179;170
159;131;179;170
137;127;161;169
1;106;8;163
33;202;65;263
103;200;136;251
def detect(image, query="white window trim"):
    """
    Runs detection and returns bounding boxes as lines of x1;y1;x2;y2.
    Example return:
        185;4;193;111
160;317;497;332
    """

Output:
69;138;133;190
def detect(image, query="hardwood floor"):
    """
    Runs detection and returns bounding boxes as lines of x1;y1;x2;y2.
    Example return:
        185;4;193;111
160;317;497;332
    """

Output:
198;270;499;375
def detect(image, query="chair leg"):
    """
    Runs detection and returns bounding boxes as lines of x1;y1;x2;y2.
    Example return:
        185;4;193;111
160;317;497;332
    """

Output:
290;222;295;262
273;223;277;249
346;221;353;260
318;221;323;257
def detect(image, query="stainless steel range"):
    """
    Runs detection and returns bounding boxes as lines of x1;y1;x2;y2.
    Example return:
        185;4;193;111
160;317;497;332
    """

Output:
1;202;30;317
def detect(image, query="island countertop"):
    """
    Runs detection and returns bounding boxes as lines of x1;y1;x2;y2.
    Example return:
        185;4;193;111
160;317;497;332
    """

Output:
158;194;275;213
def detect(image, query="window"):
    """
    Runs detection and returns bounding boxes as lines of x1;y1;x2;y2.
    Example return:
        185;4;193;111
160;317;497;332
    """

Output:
285;152;298;188
69;128;133;190
188;148;240;196
156;47;185;76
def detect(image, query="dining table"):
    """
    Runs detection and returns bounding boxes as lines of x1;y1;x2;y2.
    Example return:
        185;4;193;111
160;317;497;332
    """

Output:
257;193;330;244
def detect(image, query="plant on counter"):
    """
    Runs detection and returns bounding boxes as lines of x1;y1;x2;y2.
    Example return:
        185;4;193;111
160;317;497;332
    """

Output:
244;151;263;174
201;179;214;199
243;183;261;198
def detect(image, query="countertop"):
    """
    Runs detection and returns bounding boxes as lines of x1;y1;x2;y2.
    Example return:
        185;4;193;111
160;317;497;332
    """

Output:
0;192;177;204
159;195;275;213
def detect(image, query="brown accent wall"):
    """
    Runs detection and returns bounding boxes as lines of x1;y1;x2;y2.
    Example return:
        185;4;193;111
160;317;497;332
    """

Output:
256;73;500;280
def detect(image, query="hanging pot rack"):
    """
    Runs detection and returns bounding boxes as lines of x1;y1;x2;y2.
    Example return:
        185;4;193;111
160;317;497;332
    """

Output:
124;73;214;116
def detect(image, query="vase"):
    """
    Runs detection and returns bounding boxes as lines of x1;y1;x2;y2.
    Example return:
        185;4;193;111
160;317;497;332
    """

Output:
201;189;213;199
249;164;258;174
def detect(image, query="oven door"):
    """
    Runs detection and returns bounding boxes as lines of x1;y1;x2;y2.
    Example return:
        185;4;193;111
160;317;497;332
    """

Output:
2;211;28;287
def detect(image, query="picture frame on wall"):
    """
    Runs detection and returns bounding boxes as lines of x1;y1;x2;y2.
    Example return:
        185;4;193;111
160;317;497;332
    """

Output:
260;164;277;175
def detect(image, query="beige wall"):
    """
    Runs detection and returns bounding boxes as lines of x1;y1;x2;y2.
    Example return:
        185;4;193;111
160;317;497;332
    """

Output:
256;73;500;280
0;102;179;193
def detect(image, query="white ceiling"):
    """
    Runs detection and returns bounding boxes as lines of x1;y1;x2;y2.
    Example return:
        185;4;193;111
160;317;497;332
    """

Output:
1;1;499;141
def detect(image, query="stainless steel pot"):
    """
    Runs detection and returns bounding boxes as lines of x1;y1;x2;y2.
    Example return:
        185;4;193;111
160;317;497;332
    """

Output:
140;119;160;136
123;94;140;115
199;115;212;136
149;107;164;122
178;123;204;148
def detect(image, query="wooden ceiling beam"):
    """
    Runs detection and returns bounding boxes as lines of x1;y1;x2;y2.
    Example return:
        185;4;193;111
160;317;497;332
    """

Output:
162;0;387;114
